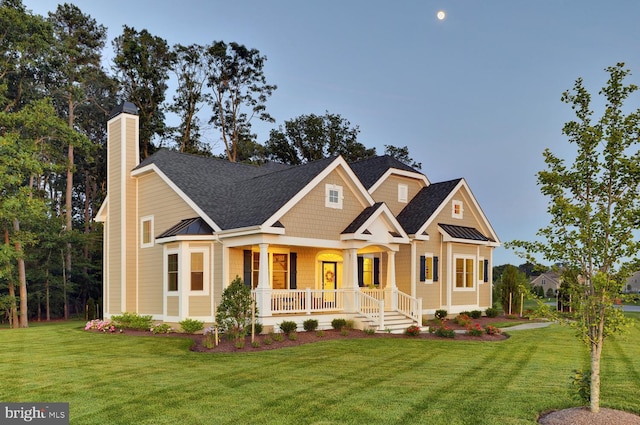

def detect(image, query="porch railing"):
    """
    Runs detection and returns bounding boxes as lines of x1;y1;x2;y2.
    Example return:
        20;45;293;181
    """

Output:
395;288;422;325
270;288;344;315
355;291;385;330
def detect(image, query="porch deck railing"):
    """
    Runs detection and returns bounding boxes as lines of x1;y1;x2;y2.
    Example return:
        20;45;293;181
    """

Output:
355;290;385;330
270;288;344;315
395;288;422;325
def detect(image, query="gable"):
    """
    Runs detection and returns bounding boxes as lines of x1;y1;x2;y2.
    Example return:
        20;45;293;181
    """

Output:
370;174;426;216
277;166;371;240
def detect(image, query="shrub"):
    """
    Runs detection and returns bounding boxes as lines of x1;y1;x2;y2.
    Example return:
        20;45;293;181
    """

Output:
363;327;376;335
466;323;483;337
111;312;153;330
316;330;325;337
303;319;319;332
84;319;116;333
215;276;256;340
469;310;482;319
179;318;204;334
485;307;500;318
331;318;348;330
272;332;284;342
203;326;217;348
434;324;455;338
150;323;173;334
234;340;245;349
484;325;501;335
454;314;471;327
279;320;297;334
288;332;298;341
340;329;349;336
405;325;421;336
434;309;448;320
251;341;261;348
345;319;355;329
263;335;273;345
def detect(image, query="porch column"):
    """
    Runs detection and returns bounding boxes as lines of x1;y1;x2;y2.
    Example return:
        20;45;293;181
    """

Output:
342;248;359;313
255;243;271;318
385;251;397;310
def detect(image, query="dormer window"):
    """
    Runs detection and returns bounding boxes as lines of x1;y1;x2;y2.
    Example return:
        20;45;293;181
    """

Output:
325;184;343;209
398;184;408;203
452;200;463;219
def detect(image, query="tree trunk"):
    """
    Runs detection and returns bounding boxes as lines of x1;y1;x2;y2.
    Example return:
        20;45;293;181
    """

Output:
4;227;19;327
14;218;28;328
589;314;605;413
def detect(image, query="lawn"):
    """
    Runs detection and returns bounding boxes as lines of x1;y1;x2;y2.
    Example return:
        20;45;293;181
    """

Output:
1;317;639;425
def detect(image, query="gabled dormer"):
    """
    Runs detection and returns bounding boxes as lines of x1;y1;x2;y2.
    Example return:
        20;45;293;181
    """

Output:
349;155;429;216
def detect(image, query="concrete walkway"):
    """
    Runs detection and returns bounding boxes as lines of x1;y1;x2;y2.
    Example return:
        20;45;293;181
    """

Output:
499;321;555;332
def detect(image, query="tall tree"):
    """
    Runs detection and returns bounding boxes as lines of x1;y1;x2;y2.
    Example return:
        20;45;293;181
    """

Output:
112;26;173;159
169;43;209;155
508;63;640;412
384;145;422;169
265;112;376;165
0;0;52;111
204;41;276;162
47;3;106;319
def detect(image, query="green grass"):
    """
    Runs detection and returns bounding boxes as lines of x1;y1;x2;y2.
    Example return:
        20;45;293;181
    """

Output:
1;319;639;424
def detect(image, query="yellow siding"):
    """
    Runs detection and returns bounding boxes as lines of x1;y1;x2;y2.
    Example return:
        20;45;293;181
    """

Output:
370;175;424;216
189;296;211;316
107;120;122;314
280;170;367;240
167;296;179;317
136;172;199;315
395;245;412;294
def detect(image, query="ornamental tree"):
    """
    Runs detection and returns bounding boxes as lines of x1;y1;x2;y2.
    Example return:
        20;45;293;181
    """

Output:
508;63;640;412
215;276;256;340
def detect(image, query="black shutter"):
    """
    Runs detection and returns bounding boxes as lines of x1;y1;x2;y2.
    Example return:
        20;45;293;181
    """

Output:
483;259;489;282
243;250;252;288
373;257;380;286
433;256;439;282
290;253;297;289
357;256;364;287
419;256;426;282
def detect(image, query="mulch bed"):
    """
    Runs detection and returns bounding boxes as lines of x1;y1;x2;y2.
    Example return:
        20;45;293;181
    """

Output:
106;315;530;353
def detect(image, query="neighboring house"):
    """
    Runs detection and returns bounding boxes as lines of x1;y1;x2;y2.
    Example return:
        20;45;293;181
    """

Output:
624;271;640;293
530;272;561;297
96;103;500;332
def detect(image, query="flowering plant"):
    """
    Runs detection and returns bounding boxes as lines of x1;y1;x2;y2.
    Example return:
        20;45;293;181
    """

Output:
466;323;483;337
405;325;421;336
484;325;502;335
203;326;218;348
85;319;117;333
150;323;173;334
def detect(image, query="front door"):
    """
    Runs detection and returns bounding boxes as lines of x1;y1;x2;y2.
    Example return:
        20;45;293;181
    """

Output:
322;261;337;305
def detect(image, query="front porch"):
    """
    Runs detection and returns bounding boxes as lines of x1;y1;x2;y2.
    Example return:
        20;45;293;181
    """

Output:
253;287;423;333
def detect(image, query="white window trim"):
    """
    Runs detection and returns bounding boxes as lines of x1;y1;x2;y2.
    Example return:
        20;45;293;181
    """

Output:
325;184;343;209
188;247;210;295
453;254;475;291
398;183;408;203
165;248;180;294
140;215;154;248
423;252;434;284
452;200;463;219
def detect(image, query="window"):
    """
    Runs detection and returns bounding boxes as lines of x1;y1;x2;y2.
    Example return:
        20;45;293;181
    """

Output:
362;256;373;286
325;184;343;209
452;200;463;219
420;254;438;283
167;253;178;291
191;252;204;291
478;258;484;282
455;257;474;289
272;253;289;289
252;252;260;289
141;216;154;248
398;184;408;203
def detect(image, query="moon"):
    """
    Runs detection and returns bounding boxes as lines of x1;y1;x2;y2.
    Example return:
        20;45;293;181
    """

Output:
437;10;446;20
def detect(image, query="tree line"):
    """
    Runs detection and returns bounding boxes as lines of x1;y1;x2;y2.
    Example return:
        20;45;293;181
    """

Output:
0;0;419;327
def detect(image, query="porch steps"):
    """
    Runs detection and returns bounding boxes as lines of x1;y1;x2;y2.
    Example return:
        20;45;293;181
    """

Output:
356;311;417;334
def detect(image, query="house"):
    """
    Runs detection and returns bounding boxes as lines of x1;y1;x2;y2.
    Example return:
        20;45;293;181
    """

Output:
624;271;640;293
96;102;500;332
530;272;561;297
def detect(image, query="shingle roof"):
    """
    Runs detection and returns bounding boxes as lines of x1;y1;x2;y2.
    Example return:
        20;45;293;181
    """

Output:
342;202;384;234
396;179;462;234
439;223;490;242
135;149;334;230
349;155;422;189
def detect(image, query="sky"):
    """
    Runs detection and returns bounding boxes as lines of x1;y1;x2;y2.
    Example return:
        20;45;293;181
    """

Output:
25;1;640;267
